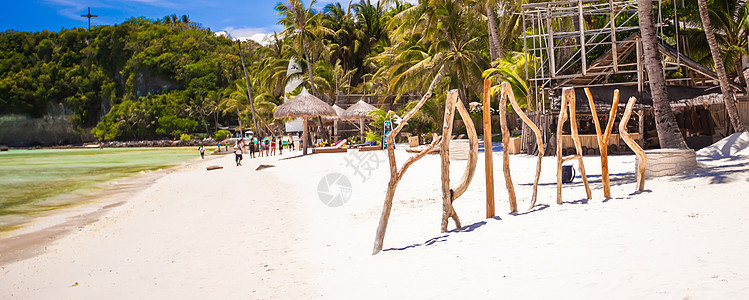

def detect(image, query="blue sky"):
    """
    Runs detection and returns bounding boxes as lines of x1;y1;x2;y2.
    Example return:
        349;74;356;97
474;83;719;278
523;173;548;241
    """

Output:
0;0;344;43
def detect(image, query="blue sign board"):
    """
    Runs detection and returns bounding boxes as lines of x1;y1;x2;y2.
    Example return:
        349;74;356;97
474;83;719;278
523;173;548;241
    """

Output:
383;121;393;149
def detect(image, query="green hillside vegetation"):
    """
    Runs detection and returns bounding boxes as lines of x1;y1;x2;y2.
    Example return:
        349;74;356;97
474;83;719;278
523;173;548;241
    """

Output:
0;15;248;141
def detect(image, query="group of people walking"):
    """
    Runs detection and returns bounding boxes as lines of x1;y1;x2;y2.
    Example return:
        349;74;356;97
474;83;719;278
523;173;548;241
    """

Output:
200;135;298;166
232;136;296;166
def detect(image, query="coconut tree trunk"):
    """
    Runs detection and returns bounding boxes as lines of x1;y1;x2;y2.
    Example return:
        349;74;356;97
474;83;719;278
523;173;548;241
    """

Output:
637;0;688;148
303;41;318;97
237;40;261;137
236;107;243;138
697;0;747;132
486;2;504;61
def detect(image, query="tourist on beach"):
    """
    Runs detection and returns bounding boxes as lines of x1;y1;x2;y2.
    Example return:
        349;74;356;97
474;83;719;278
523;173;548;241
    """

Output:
258;139;264;157
249;139;256;158
278;137;283;155
271;138;277;156
264;139;270;156
234;140;243;166
198;145;205;159
290;136;295;151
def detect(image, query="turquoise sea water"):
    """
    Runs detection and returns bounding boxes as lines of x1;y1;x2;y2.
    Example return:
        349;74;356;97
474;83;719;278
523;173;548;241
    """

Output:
0;147;198;221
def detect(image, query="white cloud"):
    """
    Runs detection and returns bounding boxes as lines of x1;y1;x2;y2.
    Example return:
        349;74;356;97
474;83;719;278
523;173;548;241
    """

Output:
223;26;283;45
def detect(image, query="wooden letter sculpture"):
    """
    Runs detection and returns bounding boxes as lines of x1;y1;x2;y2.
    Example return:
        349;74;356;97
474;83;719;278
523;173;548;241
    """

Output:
556;87;592;204
498;84;518;212
499;82;545;211
619;96;647;192
440;90;479;232
584;88;620;199
372;66;446;255
482;79;495;218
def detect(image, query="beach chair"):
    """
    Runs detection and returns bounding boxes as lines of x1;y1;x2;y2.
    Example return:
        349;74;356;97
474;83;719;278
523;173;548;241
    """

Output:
359;144;382;151
313;139;349;154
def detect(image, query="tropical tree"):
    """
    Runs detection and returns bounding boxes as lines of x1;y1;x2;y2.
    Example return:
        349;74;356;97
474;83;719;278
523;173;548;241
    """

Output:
375;0;488;105
483;51;531;108
637;0;688;148
220;82;252;134
681;0;748;83
695;0;746;132
276;0;332;98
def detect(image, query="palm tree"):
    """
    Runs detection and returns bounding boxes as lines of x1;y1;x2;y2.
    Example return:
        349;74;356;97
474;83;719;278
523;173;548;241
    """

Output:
483;51;531;108
696;0;747;132
637;0;688;148
220;82;252;134
681;0;748;83
276;0;332;98
375;0;488;105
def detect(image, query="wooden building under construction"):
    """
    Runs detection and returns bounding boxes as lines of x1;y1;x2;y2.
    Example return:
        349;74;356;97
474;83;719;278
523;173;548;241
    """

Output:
517;0;749;155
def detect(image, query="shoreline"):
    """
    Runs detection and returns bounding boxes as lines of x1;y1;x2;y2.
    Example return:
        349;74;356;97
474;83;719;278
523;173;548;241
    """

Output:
0;154;220;265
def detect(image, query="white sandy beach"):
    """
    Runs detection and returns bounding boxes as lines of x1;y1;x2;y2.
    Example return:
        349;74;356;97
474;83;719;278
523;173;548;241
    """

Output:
2;137;749;299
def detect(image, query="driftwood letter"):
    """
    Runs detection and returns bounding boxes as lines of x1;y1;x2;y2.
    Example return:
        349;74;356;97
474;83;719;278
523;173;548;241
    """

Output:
584;88;620;198
500;83;545;210
556;87;592;204
619;97;647;192
440;90;479;232
372;66;446;255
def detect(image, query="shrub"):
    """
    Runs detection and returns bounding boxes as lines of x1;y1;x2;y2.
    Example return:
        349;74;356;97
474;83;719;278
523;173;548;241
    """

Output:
365;130;381;143
180;133;192;141
215;130;230;141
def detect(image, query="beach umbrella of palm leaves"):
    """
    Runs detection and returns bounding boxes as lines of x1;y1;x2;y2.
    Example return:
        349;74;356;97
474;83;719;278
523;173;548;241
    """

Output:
342;100;378;142
274;89;336;155
322;104;346;135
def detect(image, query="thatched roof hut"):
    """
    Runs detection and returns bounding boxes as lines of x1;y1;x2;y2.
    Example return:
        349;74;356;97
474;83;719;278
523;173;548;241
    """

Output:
342;100;377;121
323;104;346;121
274;90;336;119
341;100;378;143
274;90;336;154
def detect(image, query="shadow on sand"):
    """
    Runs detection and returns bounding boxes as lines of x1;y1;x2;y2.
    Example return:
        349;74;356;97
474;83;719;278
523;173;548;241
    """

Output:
509;203;550;216
383;217;501;252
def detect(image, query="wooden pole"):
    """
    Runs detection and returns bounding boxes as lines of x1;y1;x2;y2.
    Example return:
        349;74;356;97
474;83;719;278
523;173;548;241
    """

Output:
503;82;545;210
578;0;587;75
636;37;644;94
482;79;495;218
360;119;365;143
620;97;647;192
499;84;518;213
302;117;309;155
440;90;462;232
609;0;619;72
585;88;620;198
